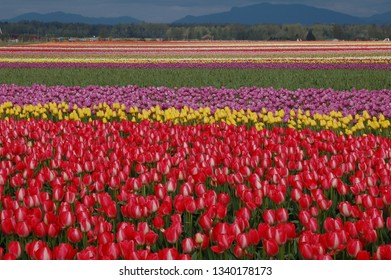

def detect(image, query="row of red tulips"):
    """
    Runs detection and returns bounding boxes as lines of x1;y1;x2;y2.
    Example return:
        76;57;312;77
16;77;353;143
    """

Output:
1;119;391;259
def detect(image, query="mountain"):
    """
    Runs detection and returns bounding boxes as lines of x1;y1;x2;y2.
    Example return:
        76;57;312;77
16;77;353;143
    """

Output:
5;11;141;25
367;11;391;24
173;3;367;25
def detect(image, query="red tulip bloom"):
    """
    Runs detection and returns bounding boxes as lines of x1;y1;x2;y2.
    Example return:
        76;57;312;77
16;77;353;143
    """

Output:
211;234;235;254
299;243;313;259
262;209;276;225
76;246;98;260
25;240;47;259
248;228;260;245
145;231;158;246
298;194;312;209
8;241;22;259
199;213;213;231
15;221;30;238
194;232;209;249
152;216;164;229
263;239;279;257
80;218;92;233
363;229;377;243
53;243;77;260
325;231;341;250
119;240;136;260
347;239;363;258
67;227;83;243
163;227;180;244
2;253;17;260
356;250;371;260
316;254;333;260
182;238;195;254
33;222;48;238
338;202;352;217
236;233;249;249
233;245;245;258
100;242;121;260
47;223;61;238
158;248;179;260
274;208;288;223
386;217;391;230
274;227;288;245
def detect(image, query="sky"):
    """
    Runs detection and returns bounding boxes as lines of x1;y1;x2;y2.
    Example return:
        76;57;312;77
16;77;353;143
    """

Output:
1;0;391;23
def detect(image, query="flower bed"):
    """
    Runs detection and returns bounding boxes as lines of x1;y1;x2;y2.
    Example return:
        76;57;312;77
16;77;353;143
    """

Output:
1;119;391;259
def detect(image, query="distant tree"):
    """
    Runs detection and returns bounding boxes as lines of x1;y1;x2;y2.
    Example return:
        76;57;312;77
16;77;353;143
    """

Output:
306;29;316;41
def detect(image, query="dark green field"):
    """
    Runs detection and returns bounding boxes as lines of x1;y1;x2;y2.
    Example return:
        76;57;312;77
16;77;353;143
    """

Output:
1;68;390;90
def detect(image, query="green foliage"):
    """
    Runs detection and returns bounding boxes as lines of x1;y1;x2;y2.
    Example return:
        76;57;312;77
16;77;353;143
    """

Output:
0;68;390;90
1;21;391;41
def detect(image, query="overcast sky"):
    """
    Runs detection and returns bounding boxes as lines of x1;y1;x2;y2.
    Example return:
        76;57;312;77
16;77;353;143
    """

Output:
1;0;391;23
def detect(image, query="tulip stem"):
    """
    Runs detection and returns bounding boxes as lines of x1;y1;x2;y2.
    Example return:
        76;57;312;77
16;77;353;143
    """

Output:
83;233;87;252
279;244;285;260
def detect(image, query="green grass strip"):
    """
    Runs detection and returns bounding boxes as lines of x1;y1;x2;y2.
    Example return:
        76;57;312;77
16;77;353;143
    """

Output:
1;68;390;90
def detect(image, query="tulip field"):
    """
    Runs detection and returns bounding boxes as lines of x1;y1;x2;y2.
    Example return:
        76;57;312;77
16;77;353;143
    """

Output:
1;41;391;260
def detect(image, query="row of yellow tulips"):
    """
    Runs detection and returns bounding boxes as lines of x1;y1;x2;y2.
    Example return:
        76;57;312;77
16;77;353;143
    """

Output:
0;102;390;135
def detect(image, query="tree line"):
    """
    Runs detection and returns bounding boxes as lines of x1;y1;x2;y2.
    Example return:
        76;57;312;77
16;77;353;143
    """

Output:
1;21;390;42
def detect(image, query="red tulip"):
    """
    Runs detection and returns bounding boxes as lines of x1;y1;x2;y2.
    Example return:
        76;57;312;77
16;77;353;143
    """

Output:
58;210;76;228
33;222;48;238
262;209;276;225
298;194;312;209
275;208;289;223
158;248;179;260
163;227;180;244
316;254;333;260
145;231;158;246
100;242;121;260
15;221;30;238
67;227;83;243
26;240;49;260
184;196;197;213
80;218;92;233
119;240;136;260
76;246;98;260
347;239;362;258
195;183;206;197
53;243;77;260
247;228;260;245
211;234;235;254
338;202;352;217
199;213;213;231
356;250;371;260
233;245;245;258
236;233;249;249
182;238;195;254
98;231;114;245
299;243;313;259
8;241;22;259
3;253;17;260
48;223;61;238
263;239;279;257
194;232;209;249
374;245;391;260
274;227;288;245
363;229;377;243
215;203;227;219
152;216;164;229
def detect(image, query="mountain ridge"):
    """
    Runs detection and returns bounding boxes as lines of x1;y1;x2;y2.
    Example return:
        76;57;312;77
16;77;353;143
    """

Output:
2;3;391;25
174;3;391;25
3;11;141;25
